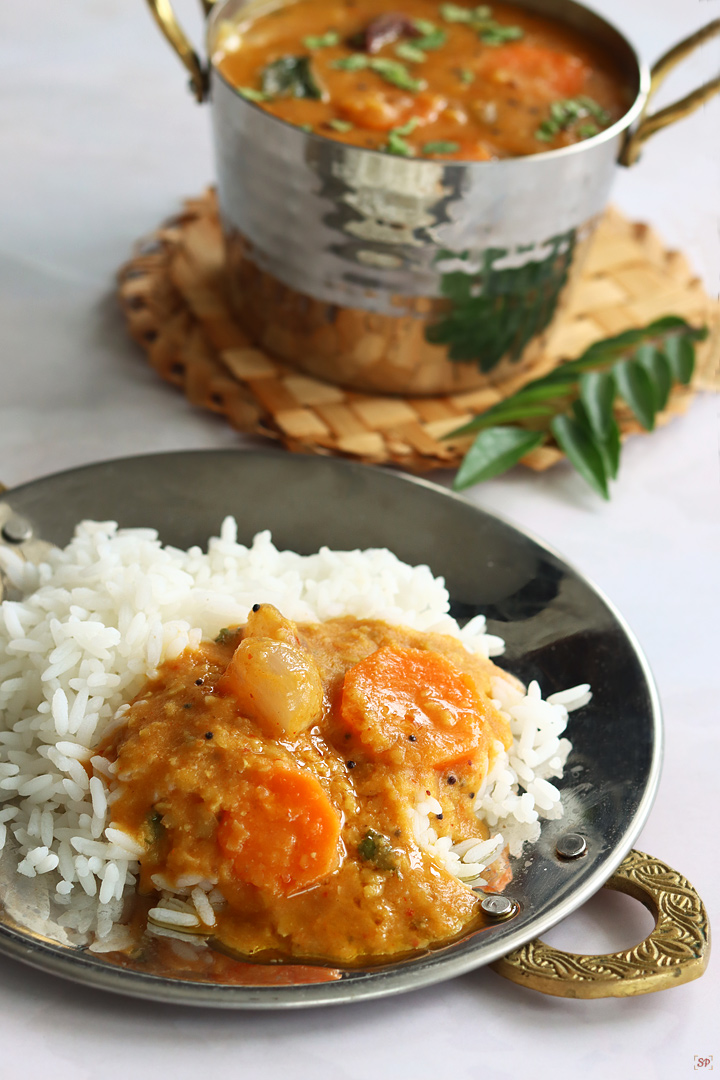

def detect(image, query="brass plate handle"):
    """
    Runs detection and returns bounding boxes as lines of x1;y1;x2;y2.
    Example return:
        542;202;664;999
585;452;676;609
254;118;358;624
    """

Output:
621;19;720;166
491;849;710;998
145;0;217;103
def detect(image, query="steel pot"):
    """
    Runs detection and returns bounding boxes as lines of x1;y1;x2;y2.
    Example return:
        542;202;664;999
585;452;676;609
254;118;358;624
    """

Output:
149;0;719;395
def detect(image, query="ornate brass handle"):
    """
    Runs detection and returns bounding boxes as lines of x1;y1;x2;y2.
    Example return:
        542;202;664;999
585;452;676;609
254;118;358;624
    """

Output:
621;19;720;166
491;849;710;998
145;0;218;103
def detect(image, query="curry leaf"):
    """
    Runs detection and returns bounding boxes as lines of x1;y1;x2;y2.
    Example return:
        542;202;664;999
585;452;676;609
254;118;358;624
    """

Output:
551;414;609;499
600;416;621;480
261;56;322;99
450;403;555;436
503;380;577;405
427;231;577;370
663;334;695;385
448;382;578;437
636;343;672;411
579;369;615;440
453;427;545;489
446;314;706;499
614;358;656;430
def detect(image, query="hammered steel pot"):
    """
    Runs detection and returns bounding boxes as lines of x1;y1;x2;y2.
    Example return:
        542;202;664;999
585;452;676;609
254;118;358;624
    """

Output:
147;0;720;394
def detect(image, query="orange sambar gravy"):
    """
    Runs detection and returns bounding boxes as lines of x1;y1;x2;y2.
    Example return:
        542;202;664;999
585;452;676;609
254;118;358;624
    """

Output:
99;608;513;965
214;0;632;160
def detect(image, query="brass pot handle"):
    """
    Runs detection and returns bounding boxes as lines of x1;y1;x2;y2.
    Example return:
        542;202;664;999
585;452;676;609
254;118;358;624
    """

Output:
145;0;217;103
621;19;720;166
491;849;710;998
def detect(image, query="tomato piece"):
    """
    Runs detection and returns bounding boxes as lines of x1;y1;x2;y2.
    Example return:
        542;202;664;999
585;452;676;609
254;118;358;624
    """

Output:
336;90;446;132
217;763;342;896
337;89;412;131
478;43;588;98
405;91;448;126
340;646;491;769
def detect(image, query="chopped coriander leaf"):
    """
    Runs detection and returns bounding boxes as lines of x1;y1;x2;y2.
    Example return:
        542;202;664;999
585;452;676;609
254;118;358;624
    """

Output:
576;95;611;124
534;95;610;142
395;41;427;63
261;55;322;99
332;54;369;71
299;123;314;132
535;122;556;142
370;57;427;91
414;28;448;49
411;20;448;50
413;17;437;35
386;132;415;156
480;24;523;45
458;67;475;84
357;830;397;871
440;3;491;24
385;117;418;156
422;140;460;154
237;86;268;102
303;30;340;49
439;4;523;44
328;118;354;132
550;99;578;123
393;117;420;136
334;55;427;90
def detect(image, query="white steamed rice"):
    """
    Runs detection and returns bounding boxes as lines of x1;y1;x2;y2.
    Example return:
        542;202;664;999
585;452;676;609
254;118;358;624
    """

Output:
0;518;590;946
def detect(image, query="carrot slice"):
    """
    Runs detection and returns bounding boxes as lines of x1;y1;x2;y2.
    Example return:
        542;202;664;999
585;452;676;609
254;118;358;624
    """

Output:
217;764;341;896
478;43;588;98
340;646;490;769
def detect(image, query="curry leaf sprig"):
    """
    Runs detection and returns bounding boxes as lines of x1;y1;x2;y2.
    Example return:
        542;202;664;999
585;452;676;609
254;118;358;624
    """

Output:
449;317;707;498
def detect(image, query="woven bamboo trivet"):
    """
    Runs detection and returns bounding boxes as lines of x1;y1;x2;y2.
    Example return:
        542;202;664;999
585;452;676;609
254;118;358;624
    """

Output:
118;189;719;474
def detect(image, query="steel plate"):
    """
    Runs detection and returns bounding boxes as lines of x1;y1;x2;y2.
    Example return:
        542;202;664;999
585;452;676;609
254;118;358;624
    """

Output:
0;450;662;1007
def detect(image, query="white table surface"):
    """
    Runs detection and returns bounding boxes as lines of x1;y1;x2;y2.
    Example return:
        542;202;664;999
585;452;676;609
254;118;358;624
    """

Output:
0;0;718;1076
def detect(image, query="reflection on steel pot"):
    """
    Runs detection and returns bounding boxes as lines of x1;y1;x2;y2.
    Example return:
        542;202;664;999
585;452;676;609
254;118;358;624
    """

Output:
146;0;720;395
